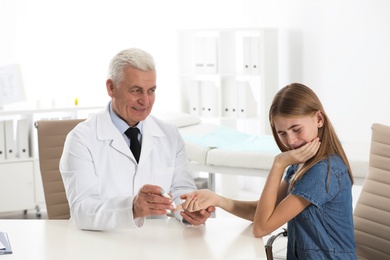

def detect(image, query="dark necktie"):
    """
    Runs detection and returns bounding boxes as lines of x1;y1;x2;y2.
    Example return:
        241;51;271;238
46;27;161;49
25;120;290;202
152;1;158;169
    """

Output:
125;127;141;163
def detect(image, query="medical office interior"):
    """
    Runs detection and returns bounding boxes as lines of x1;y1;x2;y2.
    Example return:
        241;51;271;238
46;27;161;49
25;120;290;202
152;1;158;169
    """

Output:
0;0;389;243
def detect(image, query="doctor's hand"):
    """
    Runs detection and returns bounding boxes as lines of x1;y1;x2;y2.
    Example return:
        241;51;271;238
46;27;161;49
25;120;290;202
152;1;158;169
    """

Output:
180;206;215;226
133;184;174;219
173;189;216;225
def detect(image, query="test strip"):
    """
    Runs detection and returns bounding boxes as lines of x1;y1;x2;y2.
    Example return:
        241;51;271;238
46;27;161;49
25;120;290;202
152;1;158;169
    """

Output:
161;189;176;209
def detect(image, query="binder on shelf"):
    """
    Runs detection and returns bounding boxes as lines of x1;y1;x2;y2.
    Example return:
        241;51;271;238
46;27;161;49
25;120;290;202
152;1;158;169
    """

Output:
221;80;238;118
188;81;201;116
193;37;218;74
250;37;260;74
242;37;260;74
203;37;218;74
16;119;30;159
4;120;16;160
237;81;257;118
242;37;252;74
199;81;218;117
0;121;5;161
193;37;206;73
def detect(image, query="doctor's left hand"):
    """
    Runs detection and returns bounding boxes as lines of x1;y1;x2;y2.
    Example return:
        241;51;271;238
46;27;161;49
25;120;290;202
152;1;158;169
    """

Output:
133;184;174;219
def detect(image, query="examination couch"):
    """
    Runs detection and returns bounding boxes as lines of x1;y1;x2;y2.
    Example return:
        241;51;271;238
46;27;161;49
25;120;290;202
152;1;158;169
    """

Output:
155;112;370;190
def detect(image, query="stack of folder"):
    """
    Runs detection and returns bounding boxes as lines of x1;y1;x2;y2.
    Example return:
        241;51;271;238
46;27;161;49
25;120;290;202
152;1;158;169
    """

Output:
0;119;30;161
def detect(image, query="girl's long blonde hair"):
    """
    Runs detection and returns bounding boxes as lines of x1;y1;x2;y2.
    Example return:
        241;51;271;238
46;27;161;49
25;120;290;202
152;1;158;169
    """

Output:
269;83;353;188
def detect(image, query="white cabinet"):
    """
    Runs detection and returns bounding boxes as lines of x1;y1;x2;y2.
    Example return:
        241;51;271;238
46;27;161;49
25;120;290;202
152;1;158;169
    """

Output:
0;106;103;214
0;161;35;212
178;28;279;135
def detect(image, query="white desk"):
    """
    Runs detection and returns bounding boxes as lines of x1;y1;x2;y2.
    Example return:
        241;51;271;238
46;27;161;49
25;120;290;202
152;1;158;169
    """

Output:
0;218;266;260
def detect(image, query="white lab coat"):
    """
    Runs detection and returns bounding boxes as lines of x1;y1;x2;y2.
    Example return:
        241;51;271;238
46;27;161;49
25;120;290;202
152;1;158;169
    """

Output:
60;104;196;230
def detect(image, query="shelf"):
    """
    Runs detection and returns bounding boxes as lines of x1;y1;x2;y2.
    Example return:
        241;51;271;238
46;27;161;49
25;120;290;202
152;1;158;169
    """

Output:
0;105;103;213
0;106;104;117
178;28;279;135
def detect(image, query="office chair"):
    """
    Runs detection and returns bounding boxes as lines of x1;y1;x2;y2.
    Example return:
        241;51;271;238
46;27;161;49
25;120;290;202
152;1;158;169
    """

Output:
265;123;390;259
265;228;287;260
353;123;390;259
35;119;84;219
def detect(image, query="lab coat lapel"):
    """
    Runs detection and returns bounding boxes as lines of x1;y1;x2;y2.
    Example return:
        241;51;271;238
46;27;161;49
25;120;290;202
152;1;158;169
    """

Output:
138;116;165;166
96;108;133;158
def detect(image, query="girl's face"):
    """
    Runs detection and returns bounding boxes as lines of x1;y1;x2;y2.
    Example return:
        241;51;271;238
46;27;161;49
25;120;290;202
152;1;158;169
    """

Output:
273;111;324;150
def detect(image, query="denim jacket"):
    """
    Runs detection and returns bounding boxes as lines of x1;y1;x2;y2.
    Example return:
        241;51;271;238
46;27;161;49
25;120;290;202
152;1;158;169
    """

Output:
284;155;357;259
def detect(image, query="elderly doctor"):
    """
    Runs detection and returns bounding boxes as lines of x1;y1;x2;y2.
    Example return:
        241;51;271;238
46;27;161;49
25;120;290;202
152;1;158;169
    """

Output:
60;48;214;230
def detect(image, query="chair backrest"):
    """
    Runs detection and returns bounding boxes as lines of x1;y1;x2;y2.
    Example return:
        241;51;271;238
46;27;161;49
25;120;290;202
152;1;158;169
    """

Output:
354;123;390;259
36;119;84;219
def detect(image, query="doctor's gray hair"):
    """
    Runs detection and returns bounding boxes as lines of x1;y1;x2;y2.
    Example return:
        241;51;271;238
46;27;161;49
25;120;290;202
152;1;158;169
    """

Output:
107;48;156;86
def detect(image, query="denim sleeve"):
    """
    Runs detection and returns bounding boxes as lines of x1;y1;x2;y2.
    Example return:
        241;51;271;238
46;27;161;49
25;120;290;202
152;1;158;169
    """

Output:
289;162;340;207
284;165;296;183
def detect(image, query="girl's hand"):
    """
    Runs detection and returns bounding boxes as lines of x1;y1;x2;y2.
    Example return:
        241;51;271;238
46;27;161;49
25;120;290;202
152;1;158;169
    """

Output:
174;189;219;212
275;137;321;168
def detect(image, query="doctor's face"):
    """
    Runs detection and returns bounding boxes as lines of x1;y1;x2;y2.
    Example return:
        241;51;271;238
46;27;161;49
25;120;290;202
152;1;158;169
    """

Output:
107;66;156;127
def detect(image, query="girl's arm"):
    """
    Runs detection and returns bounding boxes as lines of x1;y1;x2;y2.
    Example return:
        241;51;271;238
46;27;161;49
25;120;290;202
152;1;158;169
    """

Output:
252;138;320;237
176;189;258;221
177;138;320;231
176;175;290;222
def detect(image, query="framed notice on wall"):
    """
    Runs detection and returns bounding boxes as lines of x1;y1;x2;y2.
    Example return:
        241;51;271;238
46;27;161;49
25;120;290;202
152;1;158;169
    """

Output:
0;64;25;108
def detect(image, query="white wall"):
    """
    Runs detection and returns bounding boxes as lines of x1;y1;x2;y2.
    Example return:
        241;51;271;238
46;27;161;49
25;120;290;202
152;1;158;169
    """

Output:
276;0;390;143
1;0;389;143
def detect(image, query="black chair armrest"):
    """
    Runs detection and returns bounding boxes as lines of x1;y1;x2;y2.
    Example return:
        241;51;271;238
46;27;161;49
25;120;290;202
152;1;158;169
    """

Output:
265;228;288;260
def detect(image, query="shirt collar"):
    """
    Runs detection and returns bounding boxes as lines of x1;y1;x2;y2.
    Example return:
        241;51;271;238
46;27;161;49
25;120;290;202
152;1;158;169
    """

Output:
109;101;144;134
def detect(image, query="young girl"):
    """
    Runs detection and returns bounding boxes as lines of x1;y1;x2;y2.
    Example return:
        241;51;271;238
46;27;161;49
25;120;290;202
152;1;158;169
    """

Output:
176;83;357;259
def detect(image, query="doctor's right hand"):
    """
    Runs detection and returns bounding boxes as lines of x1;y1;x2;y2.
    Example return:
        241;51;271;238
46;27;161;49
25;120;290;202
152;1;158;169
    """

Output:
132;184;174;219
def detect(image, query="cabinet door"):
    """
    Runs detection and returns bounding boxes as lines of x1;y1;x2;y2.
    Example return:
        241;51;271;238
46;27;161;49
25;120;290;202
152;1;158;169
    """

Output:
0;161;35;212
